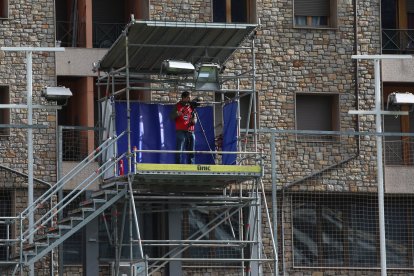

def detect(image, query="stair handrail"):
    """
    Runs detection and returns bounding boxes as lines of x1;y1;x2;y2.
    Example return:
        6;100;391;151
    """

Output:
19;131;125;218
21;152;127;242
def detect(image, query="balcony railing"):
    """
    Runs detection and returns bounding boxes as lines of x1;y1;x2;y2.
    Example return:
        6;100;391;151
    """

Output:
56;21;86;48
56;21;126;48
384;139;414;166
382;29;414;54
93;22;126;48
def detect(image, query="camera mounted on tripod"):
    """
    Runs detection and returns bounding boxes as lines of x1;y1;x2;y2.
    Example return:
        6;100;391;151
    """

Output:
190;97;202;109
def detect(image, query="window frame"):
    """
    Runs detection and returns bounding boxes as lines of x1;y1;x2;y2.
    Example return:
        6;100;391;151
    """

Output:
293;0;337;29
0;86;10;136
212;0;256;24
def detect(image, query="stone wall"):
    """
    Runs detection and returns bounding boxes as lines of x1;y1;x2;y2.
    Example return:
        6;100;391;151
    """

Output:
0;0;58;273
0;0;57;183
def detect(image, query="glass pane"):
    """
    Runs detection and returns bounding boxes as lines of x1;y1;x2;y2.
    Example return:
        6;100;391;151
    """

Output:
293;201;319;266
320;204;344;266
348;200;379;267
385;200;410;267
295;16;307;26
213;0;226;22
311;16;328;26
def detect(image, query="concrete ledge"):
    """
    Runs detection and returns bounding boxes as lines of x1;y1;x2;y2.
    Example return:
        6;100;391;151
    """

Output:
382;58;414;82
385;166;414;193
56;48;108;77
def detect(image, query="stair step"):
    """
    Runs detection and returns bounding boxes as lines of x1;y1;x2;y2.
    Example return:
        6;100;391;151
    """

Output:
22;250;38;263
34;233;60;243
101;181;128;190
46;224;72;234
59;216;84;225
68;207;95;216
91;189;118;199
79;198;106;208
24;242;48;252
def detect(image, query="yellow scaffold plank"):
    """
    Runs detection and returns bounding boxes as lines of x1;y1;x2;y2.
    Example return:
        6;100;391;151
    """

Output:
136;163;262;175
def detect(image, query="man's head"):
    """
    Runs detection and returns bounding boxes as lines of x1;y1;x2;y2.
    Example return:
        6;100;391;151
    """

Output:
181;91;191;103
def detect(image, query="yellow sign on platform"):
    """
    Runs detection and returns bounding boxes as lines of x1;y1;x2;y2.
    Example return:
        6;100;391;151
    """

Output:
136;163;261;174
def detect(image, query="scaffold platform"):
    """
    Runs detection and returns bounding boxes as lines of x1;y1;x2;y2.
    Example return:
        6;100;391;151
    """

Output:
127;163;262;192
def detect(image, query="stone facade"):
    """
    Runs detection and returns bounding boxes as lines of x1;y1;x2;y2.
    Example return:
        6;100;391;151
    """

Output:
0;0;58;273
0;0;57;182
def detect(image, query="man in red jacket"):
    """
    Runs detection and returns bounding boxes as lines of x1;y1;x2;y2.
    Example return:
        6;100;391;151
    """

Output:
171;91;197;164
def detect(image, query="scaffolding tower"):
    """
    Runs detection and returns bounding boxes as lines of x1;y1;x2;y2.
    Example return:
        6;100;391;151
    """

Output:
92;20;274;275
1;20;277;276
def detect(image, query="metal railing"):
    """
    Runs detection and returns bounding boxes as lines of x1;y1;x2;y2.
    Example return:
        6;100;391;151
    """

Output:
384;139;414;165
56;21;86;48
92;22;126;48
382;29;414;54
3;131;125;269
56;21;126;48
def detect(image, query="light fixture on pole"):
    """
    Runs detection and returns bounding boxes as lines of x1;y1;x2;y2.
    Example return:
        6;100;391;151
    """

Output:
161;60;195;74
194;63;220;91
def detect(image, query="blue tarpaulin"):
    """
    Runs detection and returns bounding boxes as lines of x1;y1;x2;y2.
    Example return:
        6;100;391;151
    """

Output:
222;101;238;165
115;102;220;169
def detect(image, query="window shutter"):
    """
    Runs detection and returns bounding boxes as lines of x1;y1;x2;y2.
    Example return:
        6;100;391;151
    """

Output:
295;0;330;17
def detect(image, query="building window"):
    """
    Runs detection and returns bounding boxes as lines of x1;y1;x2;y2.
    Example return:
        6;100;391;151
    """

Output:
295;93;339;140
293;194;414;268
0;0;8;19
213;0;256;23
0;86;10;136
294;0;337;28
0;191;11;261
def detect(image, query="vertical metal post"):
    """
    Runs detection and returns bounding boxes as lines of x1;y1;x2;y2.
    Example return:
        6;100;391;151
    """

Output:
271;133;278;276
26;50;35;276
125;32;132;173
58;126;64;276
374;59;386;276
251;37;258;152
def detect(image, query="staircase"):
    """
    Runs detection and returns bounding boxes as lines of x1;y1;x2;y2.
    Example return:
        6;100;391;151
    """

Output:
10;132;127;271
23;187;127;266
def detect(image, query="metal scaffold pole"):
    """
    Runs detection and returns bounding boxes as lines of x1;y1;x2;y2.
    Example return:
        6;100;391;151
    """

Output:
350;54;412;276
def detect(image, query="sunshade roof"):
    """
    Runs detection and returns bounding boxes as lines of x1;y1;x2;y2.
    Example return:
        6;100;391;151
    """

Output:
97;21;257;73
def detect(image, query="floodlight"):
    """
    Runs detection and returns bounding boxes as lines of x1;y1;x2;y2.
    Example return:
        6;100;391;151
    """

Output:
194;63;220;91
387;92;414;105
42;86;72;106
161;60;195;74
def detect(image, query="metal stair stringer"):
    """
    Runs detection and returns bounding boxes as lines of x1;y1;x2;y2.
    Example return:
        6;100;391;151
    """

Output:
25;187;128;266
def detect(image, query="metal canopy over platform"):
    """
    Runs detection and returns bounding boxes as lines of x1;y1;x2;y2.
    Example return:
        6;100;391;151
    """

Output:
130;163;262;192
97;21;257;73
